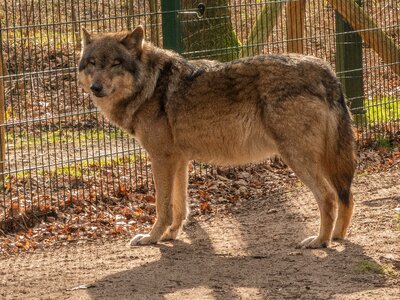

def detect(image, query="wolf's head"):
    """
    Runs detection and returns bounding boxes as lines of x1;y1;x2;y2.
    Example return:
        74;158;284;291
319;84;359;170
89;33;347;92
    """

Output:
78;26;144;100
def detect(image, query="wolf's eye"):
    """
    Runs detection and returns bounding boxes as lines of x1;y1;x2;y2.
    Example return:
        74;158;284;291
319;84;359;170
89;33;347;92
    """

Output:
112;60;121;67
88;59;95;66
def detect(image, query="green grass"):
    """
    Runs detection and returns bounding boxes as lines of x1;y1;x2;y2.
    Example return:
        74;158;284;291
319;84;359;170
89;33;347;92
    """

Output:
354;260;398;277
5;153;142;181
364;97;400;125
1;29;76;49
47;154;139;178
375;134;394;150
360;96;400;149
7;128;130;150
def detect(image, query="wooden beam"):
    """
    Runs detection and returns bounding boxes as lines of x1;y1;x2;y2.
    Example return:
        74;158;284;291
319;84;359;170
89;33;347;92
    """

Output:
327;0;400;76
286;0;306;53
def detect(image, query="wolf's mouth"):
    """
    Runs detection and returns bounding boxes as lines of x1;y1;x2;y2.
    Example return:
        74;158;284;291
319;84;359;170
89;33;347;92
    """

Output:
92;91;106;98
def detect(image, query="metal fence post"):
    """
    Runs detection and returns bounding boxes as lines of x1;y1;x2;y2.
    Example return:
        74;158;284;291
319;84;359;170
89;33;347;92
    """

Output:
335;0;364;115
161;0;182;53
0;52;6;183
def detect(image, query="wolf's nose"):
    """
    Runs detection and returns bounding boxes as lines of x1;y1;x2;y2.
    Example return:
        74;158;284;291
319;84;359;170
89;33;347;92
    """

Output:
90;82;103;93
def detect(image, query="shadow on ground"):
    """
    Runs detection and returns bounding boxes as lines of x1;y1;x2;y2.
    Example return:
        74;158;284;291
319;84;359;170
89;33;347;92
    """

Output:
88;191;388;299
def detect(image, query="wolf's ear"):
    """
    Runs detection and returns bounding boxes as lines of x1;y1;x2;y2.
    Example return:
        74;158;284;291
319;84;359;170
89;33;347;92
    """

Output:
81;27;92;47
120;25;144;50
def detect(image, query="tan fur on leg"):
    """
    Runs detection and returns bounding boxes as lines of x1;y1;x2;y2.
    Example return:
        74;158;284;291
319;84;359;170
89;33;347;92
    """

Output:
161;160;189;241
130;158;175;246
333;192;354;239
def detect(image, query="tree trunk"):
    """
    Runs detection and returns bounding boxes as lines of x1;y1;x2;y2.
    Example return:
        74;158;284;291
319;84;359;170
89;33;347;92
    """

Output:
181;0;240;62
240;0;283;57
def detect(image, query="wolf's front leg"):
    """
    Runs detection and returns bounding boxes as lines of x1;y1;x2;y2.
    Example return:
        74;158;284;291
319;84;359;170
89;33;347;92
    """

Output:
130;159;175;246
161;160;189;241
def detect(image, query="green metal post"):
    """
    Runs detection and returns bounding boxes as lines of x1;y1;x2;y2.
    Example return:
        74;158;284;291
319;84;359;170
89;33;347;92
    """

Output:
0;39;6;184
335;0;364;115
161;0;183;53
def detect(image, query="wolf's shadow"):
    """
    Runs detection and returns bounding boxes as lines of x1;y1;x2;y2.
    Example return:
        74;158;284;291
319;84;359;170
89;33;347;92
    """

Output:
88;192;387;299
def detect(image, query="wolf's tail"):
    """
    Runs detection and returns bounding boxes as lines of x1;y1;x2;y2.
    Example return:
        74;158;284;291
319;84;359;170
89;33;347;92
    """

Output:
324;88;356;206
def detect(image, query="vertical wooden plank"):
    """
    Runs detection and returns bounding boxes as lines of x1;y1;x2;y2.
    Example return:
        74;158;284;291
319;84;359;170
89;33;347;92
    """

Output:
286;0;306;53
335;0;364;114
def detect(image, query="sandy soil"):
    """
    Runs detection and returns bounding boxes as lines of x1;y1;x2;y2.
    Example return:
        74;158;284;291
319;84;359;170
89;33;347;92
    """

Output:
1;170;399;300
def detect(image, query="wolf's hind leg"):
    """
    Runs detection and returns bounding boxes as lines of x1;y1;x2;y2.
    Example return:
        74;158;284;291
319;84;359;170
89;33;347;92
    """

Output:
161;160;189;241
333;191;354;239
299;174;337;248
301;183;337;248
130;159;175;246
280;152;338;248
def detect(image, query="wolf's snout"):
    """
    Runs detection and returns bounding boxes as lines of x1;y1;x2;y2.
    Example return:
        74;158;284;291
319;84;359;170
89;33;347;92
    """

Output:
90;82;103;96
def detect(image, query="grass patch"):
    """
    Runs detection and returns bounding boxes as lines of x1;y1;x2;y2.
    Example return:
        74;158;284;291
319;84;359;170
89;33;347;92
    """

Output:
364;96;400;125
1;30;76;49
354;260;398;277
374;134;394;150
47;153;139;178
5;153;142;181
7;128;130;150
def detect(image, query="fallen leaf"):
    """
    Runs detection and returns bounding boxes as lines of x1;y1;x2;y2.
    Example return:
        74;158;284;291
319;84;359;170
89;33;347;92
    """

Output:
8;202;20;218
198;190;209;199
200;201;211;213
134;207;144;218
144;195;155;203
115;225;123;233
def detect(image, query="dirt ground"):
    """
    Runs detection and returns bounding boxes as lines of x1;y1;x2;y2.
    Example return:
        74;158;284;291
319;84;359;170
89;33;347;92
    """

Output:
0;170;399;300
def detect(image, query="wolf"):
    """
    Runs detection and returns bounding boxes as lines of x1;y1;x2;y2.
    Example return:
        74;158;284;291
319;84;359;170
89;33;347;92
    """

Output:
78;25;356;248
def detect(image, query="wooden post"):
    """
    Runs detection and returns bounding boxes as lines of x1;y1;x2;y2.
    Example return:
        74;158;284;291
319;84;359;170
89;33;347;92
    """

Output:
335;0;364;114
286;0;306;53
327;0;400;76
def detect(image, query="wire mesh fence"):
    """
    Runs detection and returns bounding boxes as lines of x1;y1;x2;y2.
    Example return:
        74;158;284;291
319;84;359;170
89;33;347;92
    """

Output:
0;0;399;229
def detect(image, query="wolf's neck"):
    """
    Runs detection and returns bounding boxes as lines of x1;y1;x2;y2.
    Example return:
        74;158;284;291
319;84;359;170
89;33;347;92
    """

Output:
94;44;191;136
91;96;133;135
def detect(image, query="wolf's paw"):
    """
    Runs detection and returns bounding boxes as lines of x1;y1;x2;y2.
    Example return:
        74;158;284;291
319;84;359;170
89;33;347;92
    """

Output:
332;231;347;241
332;234;345;241
129;234;157;246
160;227;179;241
298;236;330;249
